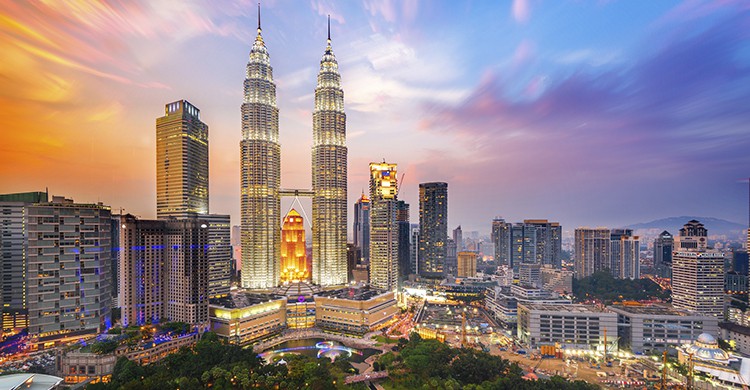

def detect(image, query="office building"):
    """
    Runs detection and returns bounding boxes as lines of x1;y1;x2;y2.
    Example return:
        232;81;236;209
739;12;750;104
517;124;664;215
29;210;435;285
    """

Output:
418;182;448;277
410;226;419;275
25;196;113;349
312;20;348;287
492;218;512;267
204;214;231;298
369;162;399;290
445;239;457;275
610;229;640;279
457;251;477;278
453;225;463;252
397;200;411;281
574;228;611;279
315;287;398;335
524;220;562;268
608;304;718;354
240;12;281;289
209;293;287;346
280;209;309;283
353;192;370;264
119;215;209;327
156;100;209;218
517;303;617;349
672;250;725;317
675;219;708;251
654;231;674;278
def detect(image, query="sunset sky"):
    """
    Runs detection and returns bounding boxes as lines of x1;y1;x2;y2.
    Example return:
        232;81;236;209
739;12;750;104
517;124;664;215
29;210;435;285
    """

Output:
1;0;748;234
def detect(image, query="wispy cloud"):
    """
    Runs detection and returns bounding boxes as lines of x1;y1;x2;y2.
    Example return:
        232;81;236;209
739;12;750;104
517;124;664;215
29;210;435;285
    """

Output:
512;0;530;24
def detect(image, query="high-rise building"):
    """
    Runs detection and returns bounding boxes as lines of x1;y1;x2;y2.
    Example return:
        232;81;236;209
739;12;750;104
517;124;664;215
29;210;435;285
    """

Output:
574;228;611;279
654;231;674;278
119;214;209;327
0;191;48;331
511;223;537;268
156;100;209;218
353;193;371;264
204;214;231;298
492;218;512;267
369;162;399;290
312;18;348;287
675;220;708;251
457;251;477;278
453;226;463;252
280;209;309;283
446;239;458;275
397;201;411;282
26;196;113;349
419;182;448;277
672;251;724;317
240;11;281;289
610;229;640;279
524;220;562;268
410;225;420;275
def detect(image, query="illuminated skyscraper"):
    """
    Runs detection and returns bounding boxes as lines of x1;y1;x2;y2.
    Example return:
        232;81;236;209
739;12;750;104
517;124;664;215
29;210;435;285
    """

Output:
280;209;309;283
654;231;674;278
353;192;371;264
419;182;448;277
369;162;399;290
240;8;281;289
156;100;208;218
312;18;347;286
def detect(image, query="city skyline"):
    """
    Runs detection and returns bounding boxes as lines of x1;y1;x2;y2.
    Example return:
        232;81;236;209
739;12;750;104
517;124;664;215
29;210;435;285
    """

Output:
1;1;749;233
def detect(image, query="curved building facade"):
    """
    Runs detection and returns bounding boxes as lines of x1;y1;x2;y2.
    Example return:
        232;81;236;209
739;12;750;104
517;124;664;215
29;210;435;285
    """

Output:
312;23;348;286
240;15;281;289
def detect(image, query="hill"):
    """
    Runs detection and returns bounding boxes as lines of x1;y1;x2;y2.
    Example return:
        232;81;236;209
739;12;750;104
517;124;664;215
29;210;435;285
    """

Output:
625;216;745;237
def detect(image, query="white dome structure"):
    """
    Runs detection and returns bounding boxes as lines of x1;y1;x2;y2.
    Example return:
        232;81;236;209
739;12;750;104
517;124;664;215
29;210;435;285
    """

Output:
681;333;732;365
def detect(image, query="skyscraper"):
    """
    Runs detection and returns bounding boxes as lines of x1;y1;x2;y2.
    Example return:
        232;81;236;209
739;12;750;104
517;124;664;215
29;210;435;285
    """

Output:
672;220;723;317
492;218;512;267
419;182;448;277
156;100;209;218
240;10;281;289
610;228;639;279
511;223;537;268
453;226;463;252
397;200;411;282
26;196;113;349
653;231;674;278
312;18;348;287
353;192;371;264
457;252;477;278
672;251;724;317
119;214;210;327
524;220;562;268
280;209;309;283
369;162;399;290
204;214;231;298
574;228;611;279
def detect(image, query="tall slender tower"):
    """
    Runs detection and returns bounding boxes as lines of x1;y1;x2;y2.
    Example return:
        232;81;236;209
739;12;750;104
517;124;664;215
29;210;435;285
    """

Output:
240;7;281;289
370;162;399;290
156;100;208;218
312;17;348;286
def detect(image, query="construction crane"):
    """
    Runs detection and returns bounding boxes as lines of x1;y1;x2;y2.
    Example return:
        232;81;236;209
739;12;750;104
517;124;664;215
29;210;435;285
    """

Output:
460;309;467;348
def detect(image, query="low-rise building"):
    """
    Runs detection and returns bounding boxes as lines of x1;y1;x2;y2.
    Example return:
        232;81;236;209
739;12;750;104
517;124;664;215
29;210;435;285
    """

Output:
314;287;398;336
720;322;750;357
541;266;573;294
485;286;570;325
608;304;718;354
209;293;287;346
517;303;617;350
57;351;117;385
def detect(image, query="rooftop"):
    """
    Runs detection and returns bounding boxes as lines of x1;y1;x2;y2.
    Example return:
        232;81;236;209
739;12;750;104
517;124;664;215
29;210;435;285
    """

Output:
315;286;387;301
608;304;701;317
210;291;284;308
0;373;63;390
720;322;750;337
520;302;610;313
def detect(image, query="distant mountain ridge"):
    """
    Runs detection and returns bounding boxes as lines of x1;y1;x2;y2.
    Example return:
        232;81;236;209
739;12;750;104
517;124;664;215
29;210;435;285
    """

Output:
626;216;745;237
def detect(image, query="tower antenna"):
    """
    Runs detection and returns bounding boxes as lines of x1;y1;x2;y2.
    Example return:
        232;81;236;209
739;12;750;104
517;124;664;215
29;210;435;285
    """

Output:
257;3;261;31
327;15;331;41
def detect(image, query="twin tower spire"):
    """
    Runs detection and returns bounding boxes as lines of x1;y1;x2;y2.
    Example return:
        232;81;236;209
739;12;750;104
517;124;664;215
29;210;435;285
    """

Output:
240;6;347;289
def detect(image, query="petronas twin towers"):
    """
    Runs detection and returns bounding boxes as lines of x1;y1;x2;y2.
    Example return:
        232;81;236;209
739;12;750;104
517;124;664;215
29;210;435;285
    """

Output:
241;10;347;289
